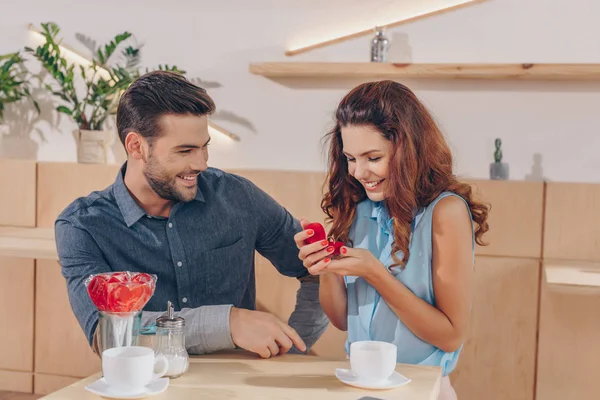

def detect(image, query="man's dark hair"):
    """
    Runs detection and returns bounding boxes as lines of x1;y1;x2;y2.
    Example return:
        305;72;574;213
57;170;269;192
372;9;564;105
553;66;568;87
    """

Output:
116;70;216;147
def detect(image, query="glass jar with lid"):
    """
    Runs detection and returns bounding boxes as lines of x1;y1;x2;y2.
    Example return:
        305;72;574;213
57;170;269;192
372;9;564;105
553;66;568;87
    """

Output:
155;301;189;378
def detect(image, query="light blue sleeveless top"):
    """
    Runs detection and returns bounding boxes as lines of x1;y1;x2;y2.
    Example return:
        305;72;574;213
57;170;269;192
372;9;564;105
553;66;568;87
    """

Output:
344;192;474;376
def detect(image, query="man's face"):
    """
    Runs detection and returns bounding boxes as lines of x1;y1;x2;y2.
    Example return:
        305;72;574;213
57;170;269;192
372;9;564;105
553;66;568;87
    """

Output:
143;114;210;203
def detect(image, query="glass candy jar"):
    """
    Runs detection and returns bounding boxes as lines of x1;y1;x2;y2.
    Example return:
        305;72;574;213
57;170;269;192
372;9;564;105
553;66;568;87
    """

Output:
155;301;189;378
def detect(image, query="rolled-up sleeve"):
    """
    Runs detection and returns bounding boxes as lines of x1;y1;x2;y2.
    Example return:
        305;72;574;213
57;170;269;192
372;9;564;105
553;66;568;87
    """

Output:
141;305;235;354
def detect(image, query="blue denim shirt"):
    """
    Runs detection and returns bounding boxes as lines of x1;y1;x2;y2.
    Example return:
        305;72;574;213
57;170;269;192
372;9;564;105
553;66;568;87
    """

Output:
55;163;328;353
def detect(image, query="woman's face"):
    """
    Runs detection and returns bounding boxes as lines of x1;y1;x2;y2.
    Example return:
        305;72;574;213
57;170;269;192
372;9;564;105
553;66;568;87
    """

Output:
341;124;392;202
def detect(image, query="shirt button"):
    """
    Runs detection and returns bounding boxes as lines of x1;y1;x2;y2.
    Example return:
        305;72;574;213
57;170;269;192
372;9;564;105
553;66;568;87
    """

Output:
177;261;183;267
182;297;188;303
168;222;173;228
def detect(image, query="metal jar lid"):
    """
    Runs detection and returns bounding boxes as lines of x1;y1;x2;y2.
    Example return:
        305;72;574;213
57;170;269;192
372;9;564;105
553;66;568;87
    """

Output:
156;301;185;328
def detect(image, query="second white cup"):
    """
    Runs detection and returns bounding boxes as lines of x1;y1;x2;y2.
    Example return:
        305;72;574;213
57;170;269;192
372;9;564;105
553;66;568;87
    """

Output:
102;346;169;394
350;341;397;383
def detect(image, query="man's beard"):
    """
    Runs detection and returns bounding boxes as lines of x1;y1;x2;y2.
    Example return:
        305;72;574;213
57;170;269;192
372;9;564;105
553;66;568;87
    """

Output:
143;153;197;203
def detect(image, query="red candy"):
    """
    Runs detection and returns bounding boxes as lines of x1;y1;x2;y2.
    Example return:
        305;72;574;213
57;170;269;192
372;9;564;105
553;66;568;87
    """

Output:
304;222;345;255
107;271;129;283
87;274;109;311
132;273;153;284
85;271;156;313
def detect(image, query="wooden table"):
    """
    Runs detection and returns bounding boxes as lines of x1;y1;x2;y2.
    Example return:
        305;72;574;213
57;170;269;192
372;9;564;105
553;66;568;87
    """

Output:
40;351;442;399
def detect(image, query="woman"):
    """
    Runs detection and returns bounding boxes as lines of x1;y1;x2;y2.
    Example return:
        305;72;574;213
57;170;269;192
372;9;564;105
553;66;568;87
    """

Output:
295;81;489;399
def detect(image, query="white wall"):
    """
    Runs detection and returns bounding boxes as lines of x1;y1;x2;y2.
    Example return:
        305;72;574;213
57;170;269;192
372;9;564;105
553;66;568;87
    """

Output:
1;0;600;182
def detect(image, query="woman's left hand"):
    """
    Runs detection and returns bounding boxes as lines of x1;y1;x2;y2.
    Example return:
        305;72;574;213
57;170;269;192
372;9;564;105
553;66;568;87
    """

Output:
309;246;383;279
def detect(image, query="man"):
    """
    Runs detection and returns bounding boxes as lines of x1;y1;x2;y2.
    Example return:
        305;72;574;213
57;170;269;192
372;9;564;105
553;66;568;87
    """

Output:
55;71;328;358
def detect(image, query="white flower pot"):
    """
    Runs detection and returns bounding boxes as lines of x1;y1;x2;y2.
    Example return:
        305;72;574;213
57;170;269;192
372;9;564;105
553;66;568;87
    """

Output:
76;129;111;164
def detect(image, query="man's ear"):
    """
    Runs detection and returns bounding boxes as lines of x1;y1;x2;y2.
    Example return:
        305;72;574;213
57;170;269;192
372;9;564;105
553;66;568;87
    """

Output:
125;132;147;161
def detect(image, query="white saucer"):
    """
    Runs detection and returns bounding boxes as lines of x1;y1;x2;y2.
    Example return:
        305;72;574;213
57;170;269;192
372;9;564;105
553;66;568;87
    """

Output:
85;377;169;399
335;368;411;390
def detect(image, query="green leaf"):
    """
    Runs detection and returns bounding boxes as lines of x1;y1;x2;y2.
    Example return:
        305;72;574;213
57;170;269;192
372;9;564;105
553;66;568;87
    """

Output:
96;48;105;65
56;106;72;115
52;91;70;102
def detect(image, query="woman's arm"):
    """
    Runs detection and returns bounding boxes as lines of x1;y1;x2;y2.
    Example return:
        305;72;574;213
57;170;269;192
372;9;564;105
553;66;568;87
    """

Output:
366;196;473;352
293;220;349;332
319;272;348;331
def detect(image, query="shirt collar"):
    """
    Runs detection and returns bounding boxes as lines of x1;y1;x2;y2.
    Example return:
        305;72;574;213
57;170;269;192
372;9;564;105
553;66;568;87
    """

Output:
367;201;393;234
366;200;425;233
113;162;207;227
113;163;147;227
113;161;206;228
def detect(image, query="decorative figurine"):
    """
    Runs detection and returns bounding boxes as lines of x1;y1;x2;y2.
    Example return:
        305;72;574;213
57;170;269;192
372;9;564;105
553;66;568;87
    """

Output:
490;138;509;180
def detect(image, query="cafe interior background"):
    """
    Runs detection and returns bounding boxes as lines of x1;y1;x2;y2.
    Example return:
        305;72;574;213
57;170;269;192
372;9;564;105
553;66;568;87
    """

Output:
1;0;598;399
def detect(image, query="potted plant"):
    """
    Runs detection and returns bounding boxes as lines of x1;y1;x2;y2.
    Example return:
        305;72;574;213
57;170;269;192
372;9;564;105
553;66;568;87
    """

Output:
0;52;39;124
25;22;138;163
25;22;184;163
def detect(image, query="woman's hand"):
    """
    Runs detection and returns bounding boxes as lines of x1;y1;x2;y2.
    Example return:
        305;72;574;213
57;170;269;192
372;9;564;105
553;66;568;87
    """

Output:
294;220;336;274
324;246;383;279
306;245;383;279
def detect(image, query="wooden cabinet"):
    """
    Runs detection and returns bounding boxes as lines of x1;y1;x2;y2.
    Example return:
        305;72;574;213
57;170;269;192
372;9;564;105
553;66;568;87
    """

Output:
451;257;540;400
0;160;36;227
0;370;32;393
34;374;80;396
536;182;600;400
536;263;600;400
0;257;34;393
0;257;34;372
34;260;100;383
467;180;544;258
544;183;600;261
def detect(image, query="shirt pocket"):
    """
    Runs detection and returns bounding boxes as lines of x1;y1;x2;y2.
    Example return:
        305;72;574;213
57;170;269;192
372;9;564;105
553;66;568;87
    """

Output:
194;237;253;306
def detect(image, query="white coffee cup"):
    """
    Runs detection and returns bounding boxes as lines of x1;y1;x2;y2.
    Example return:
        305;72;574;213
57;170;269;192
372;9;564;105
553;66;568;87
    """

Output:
102;346;169;394
350;341;397;383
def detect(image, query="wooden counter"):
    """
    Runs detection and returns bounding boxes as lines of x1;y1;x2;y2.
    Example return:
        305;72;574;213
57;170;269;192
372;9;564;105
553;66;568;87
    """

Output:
40;351;442;400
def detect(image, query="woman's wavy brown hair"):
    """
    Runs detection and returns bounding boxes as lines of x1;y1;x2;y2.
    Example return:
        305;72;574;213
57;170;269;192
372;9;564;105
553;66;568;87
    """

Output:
322;80;489;268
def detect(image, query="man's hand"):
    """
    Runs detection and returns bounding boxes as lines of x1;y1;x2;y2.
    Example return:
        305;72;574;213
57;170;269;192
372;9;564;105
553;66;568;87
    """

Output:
229;308;307;358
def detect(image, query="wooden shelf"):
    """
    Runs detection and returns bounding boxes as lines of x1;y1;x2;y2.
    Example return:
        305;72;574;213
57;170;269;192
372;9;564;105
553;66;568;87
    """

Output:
249;62;600;80
0;227;57;260
544;261;600;292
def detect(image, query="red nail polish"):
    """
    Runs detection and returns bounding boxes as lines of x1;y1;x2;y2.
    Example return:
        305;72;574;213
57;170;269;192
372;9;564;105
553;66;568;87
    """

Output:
321;240;329;246
324;257;331;263
306;229;314;236
341;247;347;254
326;246;334;253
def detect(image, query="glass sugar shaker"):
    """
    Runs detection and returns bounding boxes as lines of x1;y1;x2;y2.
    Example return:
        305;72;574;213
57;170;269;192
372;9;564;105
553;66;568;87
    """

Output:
155;301;189;378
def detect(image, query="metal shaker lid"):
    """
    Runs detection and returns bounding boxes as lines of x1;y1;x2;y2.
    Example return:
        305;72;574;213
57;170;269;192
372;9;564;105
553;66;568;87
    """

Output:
156;301;185;328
